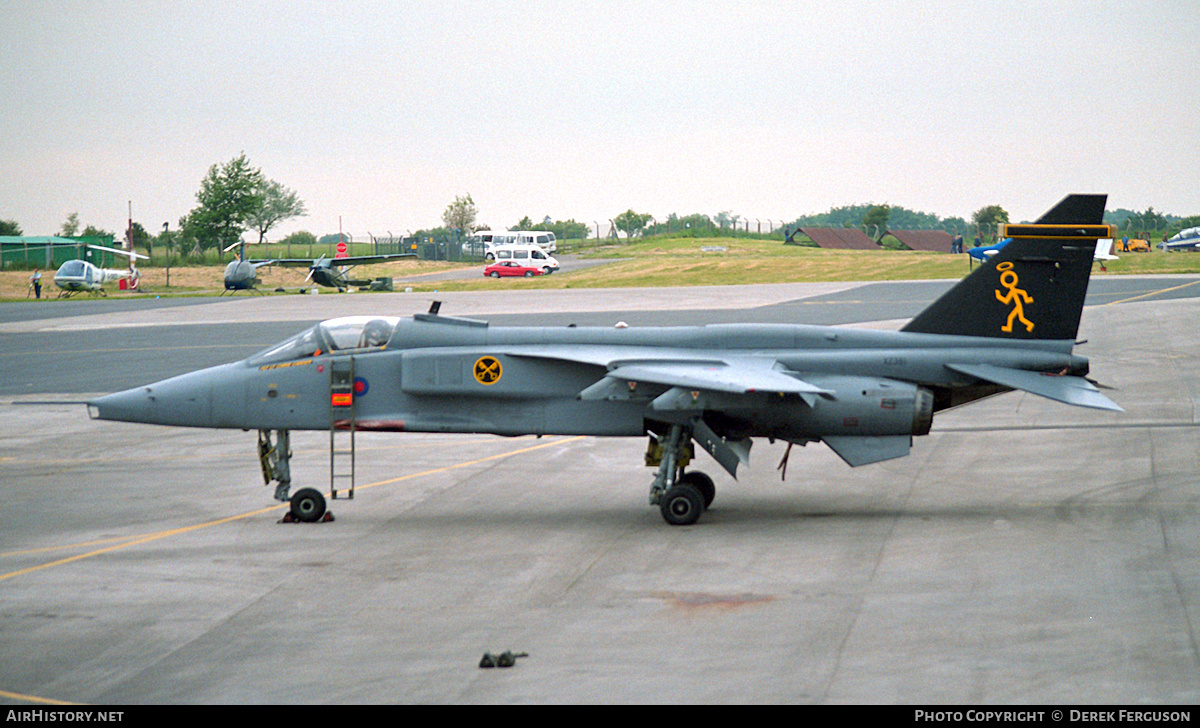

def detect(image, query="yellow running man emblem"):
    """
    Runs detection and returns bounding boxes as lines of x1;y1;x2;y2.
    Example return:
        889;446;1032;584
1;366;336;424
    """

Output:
473;356;502;385
994;261;1034;333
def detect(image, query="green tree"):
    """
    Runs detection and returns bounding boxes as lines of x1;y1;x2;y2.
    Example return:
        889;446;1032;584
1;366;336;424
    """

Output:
249;179;307;244
1136;207;1167;232
60;212;80;237
279;230;317;247
714;211;741;230
862;204;890;229
126;221;150;255
442;194;478;234
972;205;1009;226
80;224;114;238
972;205;1009;240
613;209;653;238
184;153;266;251
0;219;22;236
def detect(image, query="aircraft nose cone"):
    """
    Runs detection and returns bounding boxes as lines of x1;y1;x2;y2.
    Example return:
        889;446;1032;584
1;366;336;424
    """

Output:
88;370;218;427
88;386;156;424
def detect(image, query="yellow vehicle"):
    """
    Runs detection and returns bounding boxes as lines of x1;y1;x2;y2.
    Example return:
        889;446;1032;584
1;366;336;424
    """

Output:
1115;238;1150;252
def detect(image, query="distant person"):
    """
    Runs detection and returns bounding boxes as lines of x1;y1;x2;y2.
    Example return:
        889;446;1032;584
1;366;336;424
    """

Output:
973;233;983;249
1121;234;1129;252
29;268;41;299
952;234;963;254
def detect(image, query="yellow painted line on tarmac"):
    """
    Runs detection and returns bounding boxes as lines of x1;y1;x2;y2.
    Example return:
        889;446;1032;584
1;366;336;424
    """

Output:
352;435;586;492
0;506;282;582
0;435;585;582
1100;279;1200;306
0;688;80;705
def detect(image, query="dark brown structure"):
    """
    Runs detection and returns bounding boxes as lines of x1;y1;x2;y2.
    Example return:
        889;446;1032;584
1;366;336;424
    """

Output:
889;229;954;252
799;227;878;250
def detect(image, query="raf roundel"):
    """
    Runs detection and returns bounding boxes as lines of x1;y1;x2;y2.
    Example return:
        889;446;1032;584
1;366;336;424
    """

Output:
473;356;502;385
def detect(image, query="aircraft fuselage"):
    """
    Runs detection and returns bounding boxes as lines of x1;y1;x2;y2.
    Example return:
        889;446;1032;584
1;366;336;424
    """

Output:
89;315;1086;444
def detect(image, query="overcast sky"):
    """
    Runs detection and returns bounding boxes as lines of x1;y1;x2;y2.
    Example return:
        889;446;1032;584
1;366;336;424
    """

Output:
2;1;1197;241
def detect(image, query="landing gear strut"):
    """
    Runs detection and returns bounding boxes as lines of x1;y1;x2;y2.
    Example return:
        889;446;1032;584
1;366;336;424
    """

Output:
258;429;330;523
258;429;293;502
647;423;715;526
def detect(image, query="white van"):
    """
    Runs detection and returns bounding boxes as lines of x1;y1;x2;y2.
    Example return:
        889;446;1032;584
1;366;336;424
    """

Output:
465;229;557;257
490;244;560;273
510;230;557;253
467;231;517;249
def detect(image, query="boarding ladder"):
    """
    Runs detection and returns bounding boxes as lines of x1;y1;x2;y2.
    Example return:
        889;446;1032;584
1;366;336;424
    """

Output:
329;357;356;500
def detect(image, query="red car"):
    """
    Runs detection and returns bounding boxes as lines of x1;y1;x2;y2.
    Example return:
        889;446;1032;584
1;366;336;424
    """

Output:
484;261;544;278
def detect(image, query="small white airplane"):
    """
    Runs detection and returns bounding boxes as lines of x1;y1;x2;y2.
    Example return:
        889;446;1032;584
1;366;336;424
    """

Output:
1093;238;1119;270
53;244;149;297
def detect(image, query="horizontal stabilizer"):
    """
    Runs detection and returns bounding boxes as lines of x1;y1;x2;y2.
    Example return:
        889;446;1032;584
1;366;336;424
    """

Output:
823;436;912;467
946;363;1123;412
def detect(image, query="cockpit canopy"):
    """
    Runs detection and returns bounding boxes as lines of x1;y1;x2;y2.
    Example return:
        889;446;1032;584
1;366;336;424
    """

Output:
56;260;89;279
249;316;399;365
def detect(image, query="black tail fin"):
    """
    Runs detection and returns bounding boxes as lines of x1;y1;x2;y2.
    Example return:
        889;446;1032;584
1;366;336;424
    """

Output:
901;194;1107;341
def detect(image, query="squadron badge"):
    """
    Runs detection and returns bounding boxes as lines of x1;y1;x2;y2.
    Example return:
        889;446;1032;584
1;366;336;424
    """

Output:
474;356;502;385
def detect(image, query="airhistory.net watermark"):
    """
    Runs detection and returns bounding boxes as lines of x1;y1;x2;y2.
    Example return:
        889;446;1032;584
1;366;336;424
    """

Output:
5;712;124;723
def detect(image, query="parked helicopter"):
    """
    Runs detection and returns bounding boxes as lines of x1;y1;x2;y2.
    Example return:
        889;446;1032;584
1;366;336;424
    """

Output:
53;245;149;297
221;240;277;295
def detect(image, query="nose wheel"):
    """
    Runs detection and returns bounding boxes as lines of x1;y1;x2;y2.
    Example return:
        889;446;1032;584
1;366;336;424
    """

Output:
289;487;328;523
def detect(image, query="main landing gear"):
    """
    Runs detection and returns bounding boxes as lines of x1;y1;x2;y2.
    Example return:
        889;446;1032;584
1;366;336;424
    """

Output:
647;423;716;526
258;429;332;523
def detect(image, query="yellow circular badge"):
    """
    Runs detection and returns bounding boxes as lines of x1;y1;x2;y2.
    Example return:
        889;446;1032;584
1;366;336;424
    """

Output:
473;356;502;385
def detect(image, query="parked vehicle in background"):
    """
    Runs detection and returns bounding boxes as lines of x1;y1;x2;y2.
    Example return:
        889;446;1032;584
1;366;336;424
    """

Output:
489;244;559;273
465;229;557;258
484;260;544;278
511;230;557;253
1115;237;1150;252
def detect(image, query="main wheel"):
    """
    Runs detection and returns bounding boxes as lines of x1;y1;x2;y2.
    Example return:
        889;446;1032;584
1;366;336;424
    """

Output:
290;487;327;522
678;471;716;508
660;483;705;526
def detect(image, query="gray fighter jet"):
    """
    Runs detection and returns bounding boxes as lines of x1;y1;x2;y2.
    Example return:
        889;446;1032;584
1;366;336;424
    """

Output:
89;195;1122;525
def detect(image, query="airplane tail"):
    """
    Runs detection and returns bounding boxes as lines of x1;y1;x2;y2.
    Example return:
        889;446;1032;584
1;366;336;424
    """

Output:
901;194;1110;341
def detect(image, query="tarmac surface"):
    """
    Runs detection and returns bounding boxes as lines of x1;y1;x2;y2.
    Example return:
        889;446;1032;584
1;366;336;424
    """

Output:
2;276;1200;704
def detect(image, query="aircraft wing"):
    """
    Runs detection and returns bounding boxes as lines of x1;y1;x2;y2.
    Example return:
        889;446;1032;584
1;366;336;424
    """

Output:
594;360;832;397
946;363;1123;412
250;253;416;267
324;253;416;266
249;257;311;267
504;347;833;401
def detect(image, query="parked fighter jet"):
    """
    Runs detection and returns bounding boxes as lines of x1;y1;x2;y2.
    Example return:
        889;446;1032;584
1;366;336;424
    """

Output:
54;245;149;297
1160;226;1200;252
89;195;1121;526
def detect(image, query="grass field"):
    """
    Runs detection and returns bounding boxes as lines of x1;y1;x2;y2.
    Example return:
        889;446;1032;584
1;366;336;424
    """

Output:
4;237;1199;301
